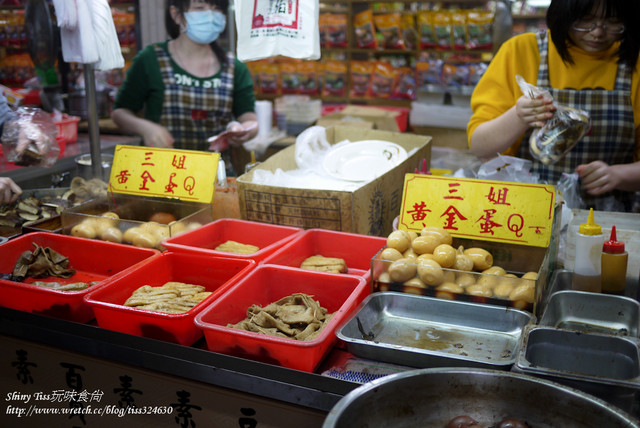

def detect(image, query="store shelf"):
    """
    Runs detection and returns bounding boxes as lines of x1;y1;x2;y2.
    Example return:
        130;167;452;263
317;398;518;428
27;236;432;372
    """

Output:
254;0;496;108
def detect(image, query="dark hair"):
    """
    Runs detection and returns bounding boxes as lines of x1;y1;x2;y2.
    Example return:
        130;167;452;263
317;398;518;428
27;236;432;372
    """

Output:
165;0;230;66
546;0;639;70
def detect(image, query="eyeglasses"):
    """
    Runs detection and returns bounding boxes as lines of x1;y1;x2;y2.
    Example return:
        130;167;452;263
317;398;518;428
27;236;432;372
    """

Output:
572;20;625;34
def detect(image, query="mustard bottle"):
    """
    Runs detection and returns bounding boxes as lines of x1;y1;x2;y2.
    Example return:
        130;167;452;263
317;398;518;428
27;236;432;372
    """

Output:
601;225;628;295
571;208;603;293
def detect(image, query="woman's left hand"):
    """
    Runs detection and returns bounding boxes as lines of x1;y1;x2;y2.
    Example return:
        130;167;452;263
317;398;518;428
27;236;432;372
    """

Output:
226;120;258;146
575;161;621;195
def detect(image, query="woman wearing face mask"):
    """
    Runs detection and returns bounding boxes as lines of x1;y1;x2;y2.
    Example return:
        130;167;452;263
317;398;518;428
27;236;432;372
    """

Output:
111;0;257;173
467;0;640;212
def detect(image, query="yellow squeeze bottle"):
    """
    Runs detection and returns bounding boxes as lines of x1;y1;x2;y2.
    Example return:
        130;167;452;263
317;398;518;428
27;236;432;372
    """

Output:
571;208;603;293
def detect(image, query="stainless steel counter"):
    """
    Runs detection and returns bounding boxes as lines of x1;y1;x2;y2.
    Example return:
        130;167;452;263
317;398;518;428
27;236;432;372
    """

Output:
0;134;141;189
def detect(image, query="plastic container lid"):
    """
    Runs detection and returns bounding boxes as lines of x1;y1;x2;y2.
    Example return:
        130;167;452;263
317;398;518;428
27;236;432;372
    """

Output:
603;225;625;253
579;208;602;235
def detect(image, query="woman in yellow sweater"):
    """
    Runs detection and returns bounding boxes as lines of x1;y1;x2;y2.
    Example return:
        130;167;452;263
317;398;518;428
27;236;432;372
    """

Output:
468;0;640;212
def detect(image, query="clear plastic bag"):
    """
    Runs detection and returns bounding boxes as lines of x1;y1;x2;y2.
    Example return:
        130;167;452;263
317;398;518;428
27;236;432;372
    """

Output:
1;107;59;167
556;172;585;209
516;75;591;165
477;154;540;183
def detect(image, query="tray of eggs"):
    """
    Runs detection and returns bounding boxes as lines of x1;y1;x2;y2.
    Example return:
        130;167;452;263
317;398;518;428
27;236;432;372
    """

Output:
60;194;213;250
370;227;549;312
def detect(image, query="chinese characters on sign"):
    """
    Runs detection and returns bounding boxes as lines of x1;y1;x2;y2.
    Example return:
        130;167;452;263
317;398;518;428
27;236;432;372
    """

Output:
399;175;555;247
108;145;219;203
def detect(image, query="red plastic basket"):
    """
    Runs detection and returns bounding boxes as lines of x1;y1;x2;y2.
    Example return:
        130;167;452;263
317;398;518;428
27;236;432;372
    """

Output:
262;228;386;282
162;218;303;262
194;265;367;372
53;113;81;144
84;251;256;345
0;232;159;323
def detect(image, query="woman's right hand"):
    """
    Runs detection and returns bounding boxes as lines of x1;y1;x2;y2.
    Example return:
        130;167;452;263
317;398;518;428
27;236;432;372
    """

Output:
515;94;555;128
141;122;175;148
0;177;22;204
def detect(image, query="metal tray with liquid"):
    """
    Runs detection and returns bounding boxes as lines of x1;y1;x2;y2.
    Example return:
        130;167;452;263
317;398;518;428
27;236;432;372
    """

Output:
540;290;640;337
335;292;534;369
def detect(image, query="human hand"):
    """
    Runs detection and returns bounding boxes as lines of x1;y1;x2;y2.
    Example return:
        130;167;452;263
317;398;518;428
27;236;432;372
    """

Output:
515;94;555;128
207;121;258;152
141;122;174;148
0;177;22;204
576;161;621;195
226;120;258;146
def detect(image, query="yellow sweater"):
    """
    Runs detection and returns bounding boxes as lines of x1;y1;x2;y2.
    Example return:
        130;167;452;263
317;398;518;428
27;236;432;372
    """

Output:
467;30;640;158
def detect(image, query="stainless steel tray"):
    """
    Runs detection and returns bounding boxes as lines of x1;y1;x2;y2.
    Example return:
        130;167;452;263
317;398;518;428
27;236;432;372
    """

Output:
514;325;640;413
336;292;534;369
542;269;639;312
540;290;640;337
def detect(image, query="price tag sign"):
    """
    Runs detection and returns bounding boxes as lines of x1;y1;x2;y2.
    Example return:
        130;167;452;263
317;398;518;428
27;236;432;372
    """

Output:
108;145;219;203
398;174;556;248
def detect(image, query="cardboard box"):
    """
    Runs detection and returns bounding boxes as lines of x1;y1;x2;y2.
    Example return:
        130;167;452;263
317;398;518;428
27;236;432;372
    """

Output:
316;106;401;132
237;126;432;237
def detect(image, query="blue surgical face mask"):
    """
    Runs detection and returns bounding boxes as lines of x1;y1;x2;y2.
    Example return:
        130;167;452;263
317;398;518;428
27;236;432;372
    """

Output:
184;10;226;44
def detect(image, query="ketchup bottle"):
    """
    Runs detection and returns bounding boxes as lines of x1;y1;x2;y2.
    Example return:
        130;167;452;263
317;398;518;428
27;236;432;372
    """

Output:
601;225;628;295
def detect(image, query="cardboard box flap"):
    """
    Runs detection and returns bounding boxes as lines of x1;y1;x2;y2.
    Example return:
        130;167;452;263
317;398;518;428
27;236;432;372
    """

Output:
316;106;400;132
237;126;431;236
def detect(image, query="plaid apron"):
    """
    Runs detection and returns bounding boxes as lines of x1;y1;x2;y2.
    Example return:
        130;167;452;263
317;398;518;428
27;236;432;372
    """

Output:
518;32;636;211
155;45;235;152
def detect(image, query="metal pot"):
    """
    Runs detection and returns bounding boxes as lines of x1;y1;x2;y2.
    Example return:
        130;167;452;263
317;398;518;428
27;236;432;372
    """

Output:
323;368;639;428
75;154;113;181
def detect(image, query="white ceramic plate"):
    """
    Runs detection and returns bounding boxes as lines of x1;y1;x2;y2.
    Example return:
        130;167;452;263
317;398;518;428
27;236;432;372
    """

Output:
323;140;408;182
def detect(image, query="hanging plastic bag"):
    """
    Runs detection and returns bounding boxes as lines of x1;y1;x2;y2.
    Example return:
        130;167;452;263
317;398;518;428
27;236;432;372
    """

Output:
235;0;320;62
516;75;591;165
556;172;585;209
1;107;60;167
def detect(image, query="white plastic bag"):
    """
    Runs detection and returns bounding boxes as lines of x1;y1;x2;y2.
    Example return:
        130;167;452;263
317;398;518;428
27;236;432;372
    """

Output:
235;0;320;61
516;75;590;165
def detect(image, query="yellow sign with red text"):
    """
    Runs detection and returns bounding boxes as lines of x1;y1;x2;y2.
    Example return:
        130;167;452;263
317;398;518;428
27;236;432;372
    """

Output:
398;174;556;247
108;145;219;203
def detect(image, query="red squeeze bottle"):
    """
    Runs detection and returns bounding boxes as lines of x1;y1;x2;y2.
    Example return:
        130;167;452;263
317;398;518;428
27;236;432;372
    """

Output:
601;226;628;295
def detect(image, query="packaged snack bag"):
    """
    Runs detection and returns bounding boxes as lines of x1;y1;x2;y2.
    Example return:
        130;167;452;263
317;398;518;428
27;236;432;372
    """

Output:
417;11;437;49
369;61;397;99
354;9;378;49
319;13;330;49
401;13;418;50
467;10;494;50
433;10;452;51
322;60;347;97
391;66;417;100
280;60;301;94
415;56;443;88
298;61;320;95
327;13;348;48
350;60;374;98
450;10;467;50
255;60;280;94
373;13;404;50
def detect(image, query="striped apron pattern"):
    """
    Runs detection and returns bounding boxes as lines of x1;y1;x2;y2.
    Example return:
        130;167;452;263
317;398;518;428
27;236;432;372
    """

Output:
155;45;235;152
518;32;636;211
